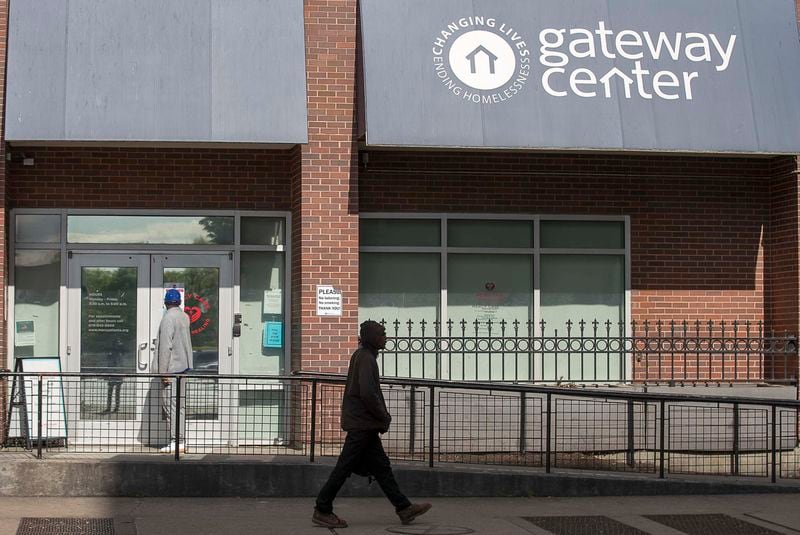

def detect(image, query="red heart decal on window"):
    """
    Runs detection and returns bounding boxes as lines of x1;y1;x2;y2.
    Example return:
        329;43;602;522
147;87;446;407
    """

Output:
485;282;496;291
185;306;202;323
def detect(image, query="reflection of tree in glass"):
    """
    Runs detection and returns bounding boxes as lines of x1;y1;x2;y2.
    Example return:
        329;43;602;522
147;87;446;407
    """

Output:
197;217;234;245
164;267;219;373
81;267;137;373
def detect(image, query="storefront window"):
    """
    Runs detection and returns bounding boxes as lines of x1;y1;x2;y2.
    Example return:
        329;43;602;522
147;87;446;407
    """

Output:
14;250;61;358
67;216;234;244
541;220;624;249
359;215;627;381
360;219;440;247
241;217;285;246
15;214;61;243
540;254;625;381
360;253;439;377
448;220;533;248
239;251;285;375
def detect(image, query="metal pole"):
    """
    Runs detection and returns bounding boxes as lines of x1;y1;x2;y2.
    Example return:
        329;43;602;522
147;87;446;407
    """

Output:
519;391;526;453
174;377;182;462
732;403;739;476
546;393;552;473
659;400;666;479
428;386;435;468
310;380;317;463
626;399;635;468
771;404;777;483
409;386;417;455
36;376;43;460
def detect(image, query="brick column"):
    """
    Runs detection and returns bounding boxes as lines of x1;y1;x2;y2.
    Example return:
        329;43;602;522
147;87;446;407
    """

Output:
291;0;359;374
766;156;800;382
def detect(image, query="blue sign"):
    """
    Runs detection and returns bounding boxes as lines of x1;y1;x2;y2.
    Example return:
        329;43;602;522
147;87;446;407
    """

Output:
263;322;283;349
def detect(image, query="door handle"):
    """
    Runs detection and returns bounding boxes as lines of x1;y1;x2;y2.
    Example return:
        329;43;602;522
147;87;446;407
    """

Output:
137;341;149;371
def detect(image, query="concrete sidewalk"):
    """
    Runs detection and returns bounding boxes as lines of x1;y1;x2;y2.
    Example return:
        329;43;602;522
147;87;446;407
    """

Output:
1;495;799;535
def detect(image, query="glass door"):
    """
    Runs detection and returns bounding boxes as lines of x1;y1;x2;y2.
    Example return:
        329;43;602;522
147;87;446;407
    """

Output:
151;254;233;450
66;254;155;447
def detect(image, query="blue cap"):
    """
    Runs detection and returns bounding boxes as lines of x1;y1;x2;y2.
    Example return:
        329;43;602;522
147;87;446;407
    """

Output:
164;288;182;305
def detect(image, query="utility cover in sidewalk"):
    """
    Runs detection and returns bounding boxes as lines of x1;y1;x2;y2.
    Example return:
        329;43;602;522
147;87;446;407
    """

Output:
17;518;114;535
523;516;647;535
386;526;474;535
645;514;784;535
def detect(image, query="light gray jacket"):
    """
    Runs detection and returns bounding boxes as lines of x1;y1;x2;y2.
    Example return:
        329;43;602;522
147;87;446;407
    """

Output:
157;306;194;374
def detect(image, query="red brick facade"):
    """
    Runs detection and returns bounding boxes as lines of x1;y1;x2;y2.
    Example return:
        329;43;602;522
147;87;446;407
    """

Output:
0;0;798;384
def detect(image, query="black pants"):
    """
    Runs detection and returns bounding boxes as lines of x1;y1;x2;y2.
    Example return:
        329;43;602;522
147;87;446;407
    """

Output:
315;430;411;514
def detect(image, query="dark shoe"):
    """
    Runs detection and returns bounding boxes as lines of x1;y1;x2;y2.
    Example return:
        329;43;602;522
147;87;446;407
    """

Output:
397;503;432;525
312;509;348;528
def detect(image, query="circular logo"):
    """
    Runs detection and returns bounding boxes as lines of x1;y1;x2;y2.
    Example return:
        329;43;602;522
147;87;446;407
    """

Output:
448;30;516;90
432;17;530;104
184;293;212;335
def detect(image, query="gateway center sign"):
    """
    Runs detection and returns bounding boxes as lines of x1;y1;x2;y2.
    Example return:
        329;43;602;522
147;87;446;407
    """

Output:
433;18;736;104
361;0;800;153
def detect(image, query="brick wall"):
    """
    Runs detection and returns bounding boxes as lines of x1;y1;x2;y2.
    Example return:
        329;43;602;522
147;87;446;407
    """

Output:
6;147;294;210
291;0;360;375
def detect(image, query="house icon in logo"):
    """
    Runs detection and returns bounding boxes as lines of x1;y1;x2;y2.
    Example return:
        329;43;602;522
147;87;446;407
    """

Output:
466;45;499;74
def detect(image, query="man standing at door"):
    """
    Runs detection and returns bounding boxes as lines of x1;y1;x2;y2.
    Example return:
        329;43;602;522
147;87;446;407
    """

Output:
313;320;432;528
157;288;193;454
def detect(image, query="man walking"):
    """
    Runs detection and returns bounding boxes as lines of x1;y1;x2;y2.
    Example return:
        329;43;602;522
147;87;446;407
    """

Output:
157;288;193;454
313;320;431;528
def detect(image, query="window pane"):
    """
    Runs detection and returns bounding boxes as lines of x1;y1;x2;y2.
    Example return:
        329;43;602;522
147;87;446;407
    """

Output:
540;254;625;381
360;219;440;247
241;217;285;246
448;220;533;248
239;252;285;375
447;253;533;381
541;220;624;249
67;216;234;244
15;214;60;243
360;253;440;378
14;251;60;358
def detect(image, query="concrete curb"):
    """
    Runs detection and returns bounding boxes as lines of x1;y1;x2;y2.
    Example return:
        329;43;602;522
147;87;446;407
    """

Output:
1;458;798;497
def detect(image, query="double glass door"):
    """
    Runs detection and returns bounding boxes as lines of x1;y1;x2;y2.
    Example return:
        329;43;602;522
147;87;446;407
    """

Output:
66;253;232;447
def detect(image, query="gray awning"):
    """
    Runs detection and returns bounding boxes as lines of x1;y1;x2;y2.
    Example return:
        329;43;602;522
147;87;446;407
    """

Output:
6;0;308;144
360;0;800;154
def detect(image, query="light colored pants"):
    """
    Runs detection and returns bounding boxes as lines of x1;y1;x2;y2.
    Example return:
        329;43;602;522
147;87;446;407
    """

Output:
161;378;186;442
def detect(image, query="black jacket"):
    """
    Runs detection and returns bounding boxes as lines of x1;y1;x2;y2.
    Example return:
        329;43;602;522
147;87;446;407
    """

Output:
340;346;392;432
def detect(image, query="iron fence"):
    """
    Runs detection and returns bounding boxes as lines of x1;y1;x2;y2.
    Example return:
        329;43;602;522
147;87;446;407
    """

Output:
376;319;798;385
2;371;799;485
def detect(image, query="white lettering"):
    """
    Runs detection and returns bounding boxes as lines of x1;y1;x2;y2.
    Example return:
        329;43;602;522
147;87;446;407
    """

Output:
683;71;699;100
643;31;682;60
539;28;569;67
653;71;680;100
615;30;644;60
685;32;712;63
568;29;596;58
599;68;634;99
595;21;616;58
631;61;653;99
570;68;597;97
710;34;737;71
542;68;568;96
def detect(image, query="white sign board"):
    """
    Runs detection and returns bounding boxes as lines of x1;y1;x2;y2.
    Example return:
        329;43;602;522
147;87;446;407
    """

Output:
316;285;343;317
8;357;68;441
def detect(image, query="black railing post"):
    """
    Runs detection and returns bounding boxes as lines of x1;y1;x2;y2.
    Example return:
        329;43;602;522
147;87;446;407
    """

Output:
659;400;666;479
732;403;739;476
546;393;552;473
409;386;417;455
310;379;317;463
174;376;182;462
626;399;635;468
36;375;43;460
519;391;526;453
771;404;777;483
428;385;435;468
